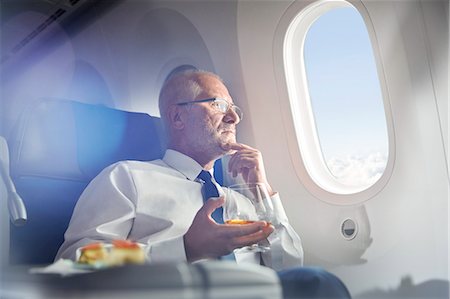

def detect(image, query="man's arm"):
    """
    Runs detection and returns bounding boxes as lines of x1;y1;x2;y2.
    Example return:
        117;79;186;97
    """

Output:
224;142;304;270
57;162;190;263
55;162;137;261
261;193;304;270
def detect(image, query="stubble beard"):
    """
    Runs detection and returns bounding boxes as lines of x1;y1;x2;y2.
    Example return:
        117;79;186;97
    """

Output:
201;127;235;160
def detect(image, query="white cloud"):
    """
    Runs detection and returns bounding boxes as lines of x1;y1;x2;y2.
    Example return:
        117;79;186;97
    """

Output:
326;152;388;188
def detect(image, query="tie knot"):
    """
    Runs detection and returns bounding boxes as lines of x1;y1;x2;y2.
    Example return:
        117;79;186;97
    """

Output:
197;170;213;183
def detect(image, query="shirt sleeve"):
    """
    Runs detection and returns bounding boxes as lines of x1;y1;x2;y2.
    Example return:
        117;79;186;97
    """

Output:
261;193;304;271
55;162;188;263
148;235;187;263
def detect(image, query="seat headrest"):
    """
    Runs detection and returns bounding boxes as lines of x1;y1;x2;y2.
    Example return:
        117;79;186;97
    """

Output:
10;99;165;181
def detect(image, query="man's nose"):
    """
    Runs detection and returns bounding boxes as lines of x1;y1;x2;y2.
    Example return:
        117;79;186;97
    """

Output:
223;108;240;124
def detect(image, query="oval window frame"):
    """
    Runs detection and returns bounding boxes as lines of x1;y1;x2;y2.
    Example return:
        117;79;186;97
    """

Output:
273;0;395;204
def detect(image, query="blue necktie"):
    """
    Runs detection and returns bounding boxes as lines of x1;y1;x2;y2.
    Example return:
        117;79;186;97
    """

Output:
197;170;224;223
197;170;235;261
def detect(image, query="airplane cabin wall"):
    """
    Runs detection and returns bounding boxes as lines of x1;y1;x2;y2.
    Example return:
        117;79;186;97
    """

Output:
420;0;448;163
1;0;256;145
235;0;448;296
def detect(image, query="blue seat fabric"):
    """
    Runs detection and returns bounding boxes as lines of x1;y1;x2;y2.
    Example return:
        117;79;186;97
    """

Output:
9;99;165;264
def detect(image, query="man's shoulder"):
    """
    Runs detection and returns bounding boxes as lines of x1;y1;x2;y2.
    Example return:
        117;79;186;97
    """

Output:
107;159;169;173
97;158;187;182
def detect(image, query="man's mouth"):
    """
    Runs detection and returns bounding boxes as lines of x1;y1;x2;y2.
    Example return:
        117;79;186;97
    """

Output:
221;130;235;135
220;127;236;135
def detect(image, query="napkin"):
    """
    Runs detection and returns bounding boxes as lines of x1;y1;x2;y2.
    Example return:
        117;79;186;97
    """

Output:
29;259;92;276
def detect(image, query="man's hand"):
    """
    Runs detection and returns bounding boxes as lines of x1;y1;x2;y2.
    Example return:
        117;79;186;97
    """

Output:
183;197;274;262
225;143;274;196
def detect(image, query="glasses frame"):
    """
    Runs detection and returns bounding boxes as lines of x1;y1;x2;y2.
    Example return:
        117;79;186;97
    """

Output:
176;97;243;121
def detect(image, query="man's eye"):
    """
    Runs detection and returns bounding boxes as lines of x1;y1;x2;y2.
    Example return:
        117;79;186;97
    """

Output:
211;101;222;109
219;104;229;112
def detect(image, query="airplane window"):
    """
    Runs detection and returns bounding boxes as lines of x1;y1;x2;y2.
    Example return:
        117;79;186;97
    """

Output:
283;2;391;195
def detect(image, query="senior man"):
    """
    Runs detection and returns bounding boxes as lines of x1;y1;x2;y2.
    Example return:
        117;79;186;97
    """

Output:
57;69;351;298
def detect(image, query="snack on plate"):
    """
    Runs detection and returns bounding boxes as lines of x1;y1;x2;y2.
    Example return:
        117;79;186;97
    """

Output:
78;242;107;265
76;240;146;267
108;239;146;266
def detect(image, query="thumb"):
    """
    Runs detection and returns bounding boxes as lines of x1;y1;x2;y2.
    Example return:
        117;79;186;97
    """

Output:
203;196;225;215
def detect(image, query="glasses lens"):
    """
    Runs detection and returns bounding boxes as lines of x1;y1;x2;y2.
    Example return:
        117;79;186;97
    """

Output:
214;99;229;113
232;106;243;121
213;99;243;121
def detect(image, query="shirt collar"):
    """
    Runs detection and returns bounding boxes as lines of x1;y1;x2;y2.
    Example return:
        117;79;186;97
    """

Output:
162;149;214;181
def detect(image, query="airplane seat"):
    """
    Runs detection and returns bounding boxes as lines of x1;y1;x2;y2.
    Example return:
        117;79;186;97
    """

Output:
5;98;281;299
8;98;166;265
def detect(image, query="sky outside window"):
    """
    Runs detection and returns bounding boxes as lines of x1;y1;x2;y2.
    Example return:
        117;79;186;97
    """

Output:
303;6;388;188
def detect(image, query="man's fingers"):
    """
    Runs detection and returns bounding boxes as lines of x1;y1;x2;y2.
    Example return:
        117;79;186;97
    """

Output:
225;142;249;151
234;234;268;248
228;153;258;173
222;221;269;237
203;197;225;215
232;225;274;247
232;156;258;168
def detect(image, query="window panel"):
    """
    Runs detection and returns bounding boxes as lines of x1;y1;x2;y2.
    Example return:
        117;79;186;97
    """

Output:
282;0;391;196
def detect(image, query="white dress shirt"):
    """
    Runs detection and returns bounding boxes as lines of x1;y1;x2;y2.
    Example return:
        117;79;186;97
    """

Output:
56;150;303;270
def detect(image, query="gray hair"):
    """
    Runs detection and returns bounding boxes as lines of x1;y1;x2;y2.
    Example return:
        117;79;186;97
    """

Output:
158;69;223;127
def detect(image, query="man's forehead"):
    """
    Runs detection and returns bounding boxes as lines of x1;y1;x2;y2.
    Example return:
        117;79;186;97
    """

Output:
197;75;232;101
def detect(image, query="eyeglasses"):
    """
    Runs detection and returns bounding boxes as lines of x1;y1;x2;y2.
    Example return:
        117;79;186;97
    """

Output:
176;97;243;121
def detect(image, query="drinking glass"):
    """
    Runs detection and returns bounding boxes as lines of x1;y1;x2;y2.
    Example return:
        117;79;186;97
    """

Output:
224;183;275;252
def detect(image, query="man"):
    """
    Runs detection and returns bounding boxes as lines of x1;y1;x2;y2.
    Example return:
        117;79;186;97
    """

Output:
56;70;350;298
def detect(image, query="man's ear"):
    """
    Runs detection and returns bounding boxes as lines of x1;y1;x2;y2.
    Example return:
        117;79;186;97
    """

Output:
168;105;185;130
